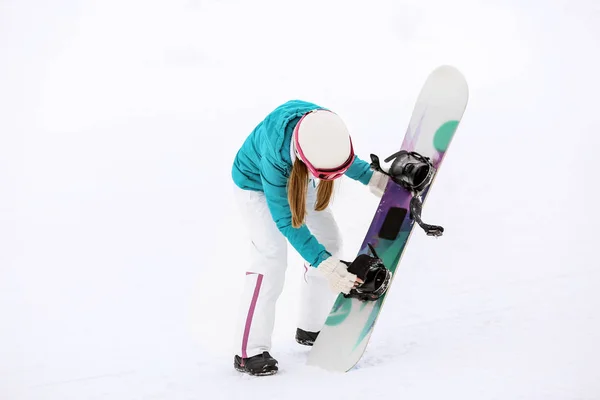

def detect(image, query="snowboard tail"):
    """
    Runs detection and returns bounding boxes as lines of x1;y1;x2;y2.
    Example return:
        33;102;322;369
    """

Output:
307;65;469;372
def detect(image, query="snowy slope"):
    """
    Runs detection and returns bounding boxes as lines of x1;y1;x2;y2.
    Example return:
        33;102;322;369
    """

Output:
1;1;599;399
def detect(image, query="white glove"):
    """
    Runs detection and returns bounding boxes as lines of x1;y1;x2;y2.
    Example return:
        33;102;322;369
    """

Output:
368;170;389;198
317;257;357;294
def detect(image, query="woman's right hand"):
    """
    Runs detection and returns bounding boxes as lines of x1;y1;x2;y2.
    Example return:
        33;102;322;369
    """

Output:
317;257;363;294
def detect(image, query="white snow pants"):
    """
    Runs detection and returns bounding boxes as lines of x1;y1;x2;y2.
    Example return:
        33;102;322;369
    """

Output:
232;180;341;359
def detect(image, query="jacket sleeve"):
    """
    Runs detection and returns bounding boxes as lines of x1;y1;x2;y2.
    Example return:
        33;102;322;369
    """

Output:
259;157;331;267
344;155;374;185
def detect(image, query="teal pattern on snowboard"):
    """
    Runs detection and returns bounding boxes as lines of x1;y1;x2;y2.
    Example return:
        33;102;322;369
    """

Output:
307;65;469;372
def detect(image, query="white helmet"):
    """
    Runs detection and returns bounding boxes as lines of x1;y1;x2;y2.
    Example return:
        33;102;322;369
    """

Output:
293;109;354;179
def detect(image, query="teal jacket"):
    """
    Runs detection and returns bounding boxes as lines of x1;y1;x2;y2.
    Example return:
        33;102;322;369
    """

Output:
231;100;374;267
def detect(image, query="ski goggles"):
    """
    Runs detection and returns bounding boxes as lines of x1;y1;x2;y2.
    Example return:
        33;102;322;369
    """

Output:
293;119;355;181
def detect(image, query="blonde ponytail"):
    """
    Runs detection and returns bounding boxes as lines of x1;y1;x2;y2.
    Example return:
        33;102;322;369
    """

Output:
288;159;335;228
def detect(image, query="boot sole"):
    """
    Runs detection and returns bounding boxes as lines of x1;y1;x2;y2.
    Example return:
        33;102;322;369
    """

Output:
295;338;315;346
234;364;278;376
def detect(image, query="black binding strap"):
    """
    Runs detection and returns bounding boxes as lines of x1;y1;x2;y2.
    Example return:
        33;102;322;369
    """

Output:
370;152;443;237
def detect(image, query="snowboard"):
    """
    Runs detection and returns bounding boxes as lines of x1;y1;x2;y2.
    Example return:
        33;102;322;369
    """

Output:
307;65;469;372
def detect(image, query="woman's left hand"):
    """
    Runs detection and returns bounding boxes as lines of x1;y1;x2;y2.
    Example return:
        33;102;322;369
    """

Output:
368;170;389;198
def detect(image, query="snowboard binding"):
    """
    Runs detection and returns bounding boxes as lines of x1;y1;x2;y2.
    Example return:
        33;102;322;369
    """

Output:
343;243;392;302
370;151;444;237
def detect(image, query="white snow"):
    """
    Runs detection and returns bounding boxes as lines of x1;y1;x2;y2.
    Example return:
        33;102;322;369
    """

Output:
1;1;599;399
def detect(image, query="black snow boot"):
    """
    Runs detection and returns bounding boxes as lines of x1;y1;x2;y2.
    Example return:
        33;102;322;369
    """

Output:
295;328;319;346
234;351;278;376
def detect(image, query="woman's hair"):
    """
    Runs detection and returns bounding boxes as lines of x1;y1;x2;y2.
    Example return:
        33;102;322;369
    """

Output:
288;158;335;228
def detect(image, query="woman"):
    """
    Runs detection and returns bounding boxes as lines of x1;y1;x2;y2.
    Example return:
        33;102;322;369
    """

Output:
231;99;389;376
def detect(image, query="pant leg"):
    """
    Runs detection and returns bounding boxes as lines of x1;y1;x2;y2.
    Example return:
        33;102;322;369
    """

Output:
232;186;288;358
297;180;343;332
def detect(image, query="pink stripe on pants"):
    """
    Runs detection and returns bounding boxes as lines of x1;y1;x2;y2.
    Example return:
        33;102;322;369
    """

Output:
242;272;263;359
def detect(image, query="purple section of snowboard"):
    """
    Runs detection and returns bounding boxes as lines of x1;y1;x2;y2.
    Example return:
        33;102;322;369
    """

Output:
357;115;428;257
360;181;411;252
